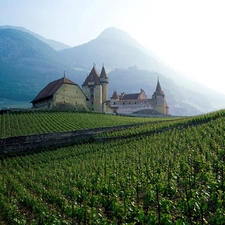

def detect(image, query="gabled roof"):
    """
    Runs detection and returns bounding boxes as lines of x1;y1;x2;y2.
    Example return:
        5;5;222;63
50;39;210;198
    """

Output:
82;66;101;86
154;79;164;96
31;77;77;103
121;93;140;100
100;66;108;79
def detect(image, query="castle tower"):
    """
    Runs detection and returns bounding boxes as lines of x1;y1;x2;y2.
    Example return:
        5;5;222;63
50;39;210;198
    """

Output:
82;64;102;112
99;64;109;105
152;78;169;114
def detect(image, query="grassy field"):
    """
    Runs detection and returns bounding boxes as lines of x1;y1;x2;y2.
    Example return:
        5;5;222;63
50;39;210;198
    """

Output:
0;110;225;224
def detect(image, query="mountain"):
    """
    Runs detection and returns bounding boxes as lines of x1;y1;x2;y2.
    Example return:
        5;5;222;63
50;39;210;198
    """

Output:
0;26;224;115
59;27;225;115
0;25;71;51
0;28;85;101
59;27;165;71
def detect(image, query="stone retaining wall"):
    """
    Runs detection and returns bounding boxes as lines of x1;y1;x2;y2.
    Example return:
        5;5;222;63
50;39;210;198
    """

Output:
0;123;144;155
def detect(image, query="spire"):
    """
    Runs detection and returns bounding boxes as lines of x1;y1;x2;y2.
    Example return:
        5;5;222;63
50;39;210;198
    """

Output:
154;78;164;96
82;65;101;86
100;64;108;79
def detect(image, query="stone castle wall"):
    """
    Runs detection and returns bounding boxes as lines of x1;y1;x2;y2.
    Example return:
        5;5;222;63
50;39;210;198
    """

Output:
53;84;88;110
93;85;102;112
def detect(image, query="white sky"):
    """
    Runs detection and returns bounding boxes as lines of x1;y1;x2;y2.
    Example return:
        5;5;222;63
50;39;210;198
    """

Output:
1;0;225;94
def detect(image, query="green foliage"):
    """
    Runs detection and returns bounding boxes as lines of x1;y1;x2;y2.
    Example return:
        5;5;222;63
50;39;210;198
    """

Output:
0;111;166;138
0;110;225;224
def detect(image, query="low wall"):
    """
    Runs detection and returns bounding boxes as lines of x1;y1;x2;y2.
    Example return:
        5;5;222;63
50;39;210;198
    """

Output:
0;123;144;155
0;130;92;155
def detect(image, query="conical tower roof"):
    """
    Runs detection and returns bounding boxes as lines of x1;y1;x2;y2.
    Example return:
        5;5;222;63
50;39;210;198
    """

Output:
82;65;101;86
154;79;164;96
111;91;119;99
100;65;108;79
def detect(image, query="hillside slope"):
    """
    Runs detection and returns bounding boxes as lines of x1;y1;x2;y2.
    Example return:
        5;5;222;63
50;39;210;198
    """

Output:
0;110;225;224
108;67;212;115
0;25;71;51
0;28;84;101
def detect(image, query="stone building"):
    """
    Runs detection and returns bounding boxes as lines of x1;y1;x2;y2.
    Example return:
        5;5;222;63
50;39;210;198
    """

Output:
31;65;169;115
105;79;169;115
31;73;88;110
151;79;169;115
82;64;108;112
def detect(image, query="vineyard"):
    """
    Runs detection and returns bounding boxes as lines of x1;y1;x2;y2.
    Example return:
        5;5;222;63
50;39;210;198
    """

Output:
0;110;225;224
0;111;170;138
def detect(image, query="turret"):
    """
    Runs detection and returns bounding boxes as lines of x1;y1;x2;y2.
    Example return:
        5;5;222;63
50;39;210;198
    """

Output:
82;64;102;112
154;78;165;96
152;78;169;114
110;91;119;113
100;64;109;104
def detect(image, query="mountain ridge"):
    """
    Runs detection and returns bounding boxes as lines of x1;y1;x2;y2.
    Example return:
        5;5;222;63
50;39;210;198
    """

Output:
0;25;71;51
0;26;224;115
0;28;85;101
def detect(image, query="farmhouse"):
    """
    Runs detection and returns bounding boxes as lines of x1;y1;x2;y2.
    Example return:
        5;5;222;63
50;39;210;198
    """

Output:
31;65;169;115
31;73;88;110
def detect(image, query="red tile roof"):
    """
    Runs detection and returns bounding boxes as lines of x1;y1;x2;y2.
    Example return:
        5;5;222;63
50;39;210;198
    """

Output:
31;77;78;103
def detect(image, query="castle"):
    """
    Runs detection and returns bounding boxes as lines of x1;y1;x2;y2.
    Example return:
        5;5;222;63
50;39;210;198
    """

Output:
104;80;169;115
31;65;169;115
82;64;108;112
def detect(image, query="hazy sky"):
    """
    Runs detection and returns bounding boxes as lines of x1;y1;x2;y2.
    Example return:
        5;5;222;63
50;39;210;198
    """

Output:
1;0;225;94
